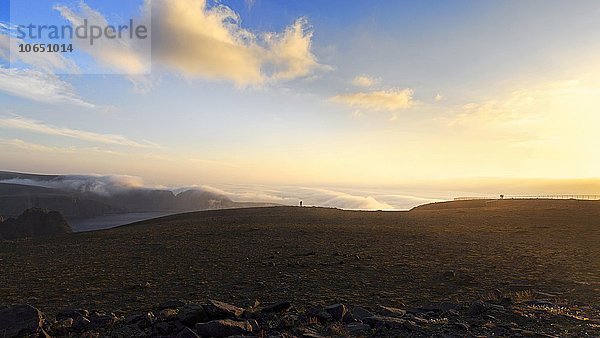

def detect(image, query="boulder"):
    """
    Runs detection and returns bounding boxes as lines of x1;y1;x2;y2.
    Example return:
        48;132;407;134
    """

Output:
178;304;207;325
157;308;179;321
440;301;459;312
204;300;244;319
261;301;291;313
89;313;117;329
324;303;347;322
363;315;406;329
351;306;374;321
176;327;201;338
72;316;91;332
345;322;371;335
0;305;44;337
468;300;486;316
378;305;406;318
125;311;155;327
56;308;89;321
307;306;332;322
195;319;253;337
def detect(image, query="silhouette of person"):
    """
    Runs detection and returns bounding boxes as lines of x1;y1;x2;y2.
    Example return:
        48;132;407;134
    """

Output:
300;201;303;207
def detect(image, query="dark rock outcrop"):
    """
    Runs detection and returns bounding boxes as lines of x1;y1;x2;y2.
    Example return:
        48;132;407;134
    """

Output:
0;304;44;337
0;208;71;239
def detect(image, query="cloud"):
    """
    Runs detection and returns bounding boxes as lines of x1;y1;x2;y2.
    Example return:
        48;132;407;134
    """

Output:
0;175;146;196
0;34;77;73
193;185;404;210
0;169;440;210
0;138;76;154
0;116;161;148
263;17;322;81
53;3;150;74
0;67;95;107
351;75;380;87
332;88;414;112
435;93;443;102
149;0;321;85
51;0;322;84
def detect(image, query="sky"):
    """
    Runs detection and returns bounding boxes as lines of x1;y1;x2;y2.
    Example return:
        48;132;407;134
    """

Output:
1;0;599;209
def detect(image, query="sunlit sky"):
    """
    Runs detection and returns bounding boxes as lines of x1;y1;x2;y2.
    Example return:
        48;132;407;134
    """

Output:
1;0;599;208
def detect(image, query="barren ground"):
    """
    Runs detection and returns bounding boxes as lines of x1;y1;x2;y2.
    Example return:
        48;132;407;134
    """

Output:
1;200;599;317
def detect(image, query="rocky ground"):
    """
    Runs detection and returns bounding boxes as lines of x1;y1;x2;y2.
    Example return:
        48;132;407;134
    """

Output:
1;201;599;337
1;293;599;337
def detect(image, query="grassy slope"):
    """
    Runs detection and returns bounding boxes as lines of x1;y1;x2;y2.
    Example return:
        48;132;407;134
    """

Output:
0;200;598;315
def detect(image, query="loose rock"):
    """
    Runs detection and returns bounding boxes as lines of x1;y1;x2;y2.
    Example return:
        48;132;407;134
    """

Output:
204;300;244;319
195;319;253;337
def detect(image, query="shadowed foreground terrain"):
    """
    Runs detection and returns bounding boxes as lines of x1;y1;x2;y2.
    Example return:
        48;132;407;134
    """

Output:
1;200;599;336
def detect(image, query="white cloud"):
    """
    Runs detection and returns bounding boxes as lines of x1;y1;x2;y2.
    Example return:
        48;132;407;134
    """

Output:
0;34;77;73
195;185;399;210
0;116;161;148
263;17;321;81
0;67;95;107
435;93;443;102
351;75;381;87
332;88;414;112
0;138;76;154
0;175;147;196
51;0;322;84
53;3;150;74
149;0;322;85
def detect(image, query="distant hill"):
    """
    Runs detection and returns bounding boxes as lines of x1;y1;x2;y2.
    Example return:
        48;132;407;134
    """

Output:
0;171;278;219
0;183;126;218
0;208;72;240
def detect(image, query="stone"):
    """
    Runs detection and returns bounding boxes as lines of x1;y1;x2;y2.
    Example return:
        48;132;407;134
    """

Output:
324;303;347;322
247;319;260;331
195;319;253;337
110;324;143;337
412;316;429;325
158;308;179;321
125;312;155;326
154;321;176;335
56;308;89;321
178;304;208;325
378;305;406;318
204;300;244;319
486;303;505;312
58;317;74;328
307;307;332;322
72;316;91;332
301;328;326;338
0;304;44;337
38;328;51;338
351;307;374;321
403;320;419;331
440;301;458;312
468;300;486;316
176;327;201;338
261;301;291;313
89;313;116;329
345;322;371;335
363;315;406;329
453;322;470;331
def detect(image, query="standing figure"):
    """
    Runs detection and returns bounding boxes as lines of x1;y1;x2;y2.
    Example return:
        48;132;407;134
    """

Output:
300;201;303;207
